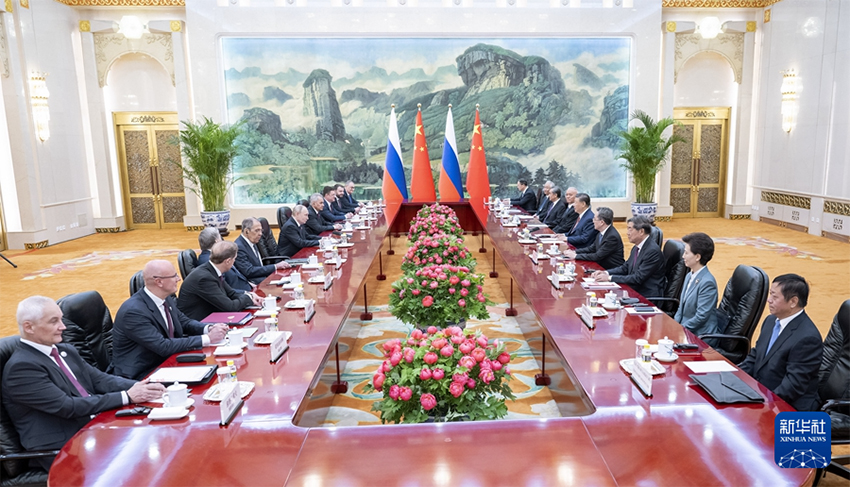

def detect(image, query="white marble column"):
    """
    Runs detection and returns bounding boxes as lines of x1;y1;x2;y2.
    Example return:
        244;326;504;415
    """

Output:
725;20;758;219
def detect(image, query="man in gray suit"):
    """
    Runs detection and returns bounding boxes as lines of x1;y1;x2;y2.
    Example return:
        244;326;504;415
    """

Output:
2;296;164;470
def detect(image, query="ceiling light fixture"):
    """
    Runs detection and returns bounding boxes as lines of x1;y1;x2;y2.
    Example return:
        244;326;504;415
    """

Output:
696;17;722;39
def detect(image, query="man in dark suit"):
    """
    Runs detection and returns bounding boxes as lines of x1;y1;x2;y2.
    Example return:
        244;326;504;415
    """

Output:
508;179;537;213
307;193;341;237
343;180;363;209
234;217;290;282
592;216;666;299
197;227;253;291
320;186;349;223
551;187;578;233
334;184;357;212
112;260;229;380
177;241;262;321
278;205;320;258
739;274;823;411
2;296;165;469
560;193;595;248
542;186;567;228
533;181;553;216
565;207;625;269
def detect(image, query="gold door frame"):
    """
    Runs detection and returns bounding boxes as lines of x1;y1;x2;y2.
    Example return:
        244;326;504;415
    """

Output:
114;112;183;229
671;107;730;218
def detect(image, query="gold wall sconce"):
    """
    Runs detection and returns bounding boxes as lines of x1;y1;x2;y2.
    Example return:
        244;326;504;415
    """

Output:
29;73;49;142
780;69;798;133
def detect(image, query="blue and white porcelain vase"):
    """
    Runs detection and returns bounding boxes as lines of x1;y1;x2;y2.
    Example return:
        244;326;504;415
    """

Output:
200;210;231;234
630;202;657;221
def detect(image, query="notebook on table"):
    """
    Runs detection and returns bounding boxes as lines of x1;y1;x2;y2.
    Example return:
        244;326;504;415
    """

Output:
148;365;216;385
201;311;253;325
689;372;764;404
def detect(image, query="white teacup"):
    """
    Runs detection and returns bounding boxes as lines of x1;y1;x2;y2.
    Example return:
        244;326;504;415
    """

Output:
658;337;675;358
163;383;188;407
227;329;243;346
308;255;319;266
605;291;618;306
263;296;277;310
290;272;302;284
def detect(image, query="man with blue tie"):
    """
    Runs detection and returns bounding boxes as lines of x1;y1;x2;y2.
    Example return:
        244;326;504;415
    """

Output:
591;215;666;299
559;193;595;248
112;260;229;380
2;296;166;470
197;227;254;291
344;180;363;209
542;186;567;228
739;274;823;411
564;207;625;269
233;217;290;282
320;186;349;223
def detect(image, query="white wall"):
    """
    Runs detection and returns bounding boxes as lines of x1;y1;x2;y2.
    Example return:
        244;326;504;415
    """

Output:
674;51;738;107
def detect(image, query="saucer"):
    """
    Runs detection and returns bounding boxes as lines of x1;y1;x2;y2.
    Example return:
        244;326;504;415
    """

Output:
202;381;255;402
602;303;621;311
253;331;292;345
209;341;248;349
654;352;678;362
163;398;194;409
213;345;246;356
148;407;190;421
284;299;309;309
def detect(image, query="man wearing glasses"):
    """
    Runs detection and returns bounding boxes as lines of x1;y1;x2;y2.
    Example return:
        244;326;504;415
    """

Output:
112;260;229;380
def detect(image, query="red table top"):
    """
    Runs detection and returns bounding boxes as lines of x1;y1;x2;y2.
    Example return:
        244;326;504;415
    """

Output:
49;201;811;487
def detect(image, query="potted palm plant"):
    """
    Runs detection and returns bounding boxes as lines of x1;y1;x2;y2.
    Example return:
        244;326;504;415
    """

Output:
616;110;685;220
175;117;244;235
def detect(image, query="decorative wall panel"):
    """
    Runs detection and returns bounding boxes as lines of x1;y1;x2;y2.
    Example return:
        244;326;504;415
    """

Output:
674;33;744;84
154;129;183;193
699;124;722;184
0;16;8;78
130;198;156;224
761;191;811;209
94;33;174;87
124;131;152;194
671;188;692;214
697;187;719;213
671;124;694;185
161;196;186;223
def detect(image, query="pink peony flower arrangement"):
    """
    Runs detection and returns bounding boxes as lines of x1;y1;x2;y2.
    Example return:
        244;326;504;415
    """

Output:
401;233;476;273
389;264;492;329
407;204;463;242
365;326;516;423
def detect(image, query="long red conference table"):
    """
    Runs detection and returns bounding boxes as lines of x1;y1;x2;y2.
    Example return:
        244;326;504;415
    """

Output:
49;201;812;487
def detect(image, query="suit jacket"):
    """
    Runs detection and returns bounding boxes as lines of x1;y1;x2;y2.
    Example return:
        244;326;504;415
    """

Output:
739;312;823;411
337;192;357;212
542;200;567;228
606;237;666;299
306;205;334;237
177;261;253;321
2;342;135;467
575;225;625;270
112;290;207;380
552;205;579;234
534;195;551;216
343;190;359;208
331;197;347;214
277;218;319;259
510;189;537;214
320;199;346;223
565;209;595;249
674;268;719;342
234;234;276;282
198;249;253;291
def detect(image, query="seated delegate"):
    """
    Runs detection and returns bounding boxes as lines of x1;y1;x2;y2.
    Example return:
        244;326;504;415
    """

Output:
234;217;291;282
739;274;823;411
551;187;579;233
307;192;341;238
2;296;164;470
112;260;228;380
559;193;595;248
197;227;253;291
278;205;320;258
674;232;719;344
564;206;624;269
177;241;262;321
591;215;666;299
508;179;537;213
541;186;567;228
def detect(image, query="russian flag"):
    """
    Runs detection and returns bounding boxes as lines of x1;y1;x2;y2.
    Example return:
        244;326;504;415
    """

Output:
381;106;408;202
438;105;463;201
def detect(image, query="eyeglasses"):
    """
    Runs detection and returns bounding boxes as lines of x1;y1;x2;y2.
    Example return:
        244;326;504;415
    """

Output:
153;274;179;280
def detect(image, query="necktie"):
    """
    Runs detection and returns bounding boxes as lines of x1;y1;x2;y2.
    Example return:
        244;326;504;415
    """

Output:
50;348;90;397
163;303;174;338
632;246;640;270
252;243;261;263
546;203;555;219
572;215;581;232
597;232;602;246
766;318;782;353
219;274;225;286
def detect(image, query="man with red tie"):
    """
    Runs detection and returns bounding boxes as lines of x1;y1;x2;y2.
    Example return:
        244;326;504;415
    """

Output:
592;215;666;299
112;260;229;380
559;193;595;248
2;296;165;470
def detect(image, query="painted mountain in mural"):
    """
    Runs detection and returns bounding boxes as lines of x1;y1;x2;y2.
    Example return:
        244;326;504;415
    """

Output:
222;38;631;204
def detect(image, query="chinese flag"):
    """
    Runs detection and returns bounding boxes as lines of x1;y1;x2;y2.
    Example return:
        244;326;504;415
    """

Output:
465;108;491;201
410;108;436;201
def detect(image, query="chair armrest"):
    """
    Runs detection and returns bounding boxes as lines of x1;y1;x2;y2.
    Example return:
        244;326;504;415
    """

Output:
821;399;850;413
0;449;60;461
261;255;291;264
644;297;679;304
698;334;750;349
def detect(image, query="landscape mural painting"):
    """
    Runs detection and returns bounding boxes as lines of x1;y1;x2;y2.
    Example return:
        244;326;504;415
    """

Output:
220;37;631;205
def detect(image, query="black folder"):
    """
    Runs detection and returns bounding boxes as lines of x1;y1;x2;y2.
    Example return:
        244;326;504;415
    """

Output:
689;372;764;404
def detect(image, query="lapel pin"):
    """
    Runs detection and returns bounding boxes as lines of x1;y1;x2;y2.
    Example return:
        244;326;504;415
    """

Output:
60;351;67;358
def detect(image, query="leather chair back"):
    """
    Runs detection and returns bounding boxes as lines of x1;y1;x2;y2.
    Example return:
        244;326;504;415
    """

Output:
0;335;26;480
715;265;769;364
657;239;687;315
57;291;113;372
297;199;309;207
256;217;278;259
177;249;198;279
277;206;292;229
129;270;144;296
818;300;850;413
649;225;664;249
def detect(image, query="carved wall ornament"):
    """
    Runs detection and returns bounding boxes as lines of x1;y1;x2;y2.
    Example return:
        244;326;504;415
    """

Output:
674;32;744;84
764;9;771;23
663;0;783;6
666;22;677;33
170;21;182;32
0;16;8;78
56;0;184;5
19;0;27;8
746;21;756;32
79;20;91;32
729;214;751;220
685;110;716;118
93;32;174;87
761;191;811;210
4;0;11;12
824;201;850;217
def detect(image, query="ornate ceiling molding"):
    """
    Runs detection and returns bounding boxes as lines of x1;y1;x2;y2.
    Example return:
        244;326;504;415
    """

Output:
675;32;744;84
663;0;782;7
55;0;184;6
93;32;174;87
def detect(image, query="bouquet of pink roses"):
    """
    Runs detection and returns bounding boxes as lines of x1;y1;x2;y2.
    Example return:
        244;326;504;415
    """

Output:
365;326;516;423
408;209;463;243
401;233;476;273
414;203;457;220
388;264;491;328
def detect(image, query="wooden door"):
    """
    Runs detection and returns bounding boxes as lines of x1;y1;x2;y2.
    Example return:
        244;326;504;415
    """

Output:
114;112;185;229
670;108;729;218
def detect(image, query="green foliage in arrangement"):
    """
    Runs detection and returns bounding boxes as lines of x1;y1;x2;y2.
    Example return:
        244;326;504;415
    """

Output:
616;110;685;204
174;117;244;212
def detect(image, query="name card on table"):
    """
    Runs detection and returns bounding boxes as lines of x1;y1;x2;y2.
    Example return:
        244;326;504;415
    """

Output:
304;299;316;323
529;250;538;265
324;272;334;291
578;304;595;330
550;271;560;290
270;330;290;363
219;382;243;427
630;359;653;398
335;254;342;268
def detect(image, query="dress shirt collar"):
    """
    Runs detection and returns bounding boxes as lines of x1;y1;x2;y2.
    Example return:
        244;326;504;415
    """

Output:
777;308;805;333
144;286;166;309
577;208;588;220
636;235;649;252
599;225;609;237
20;338;55;357
690;265;706;280
209;260;223;277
